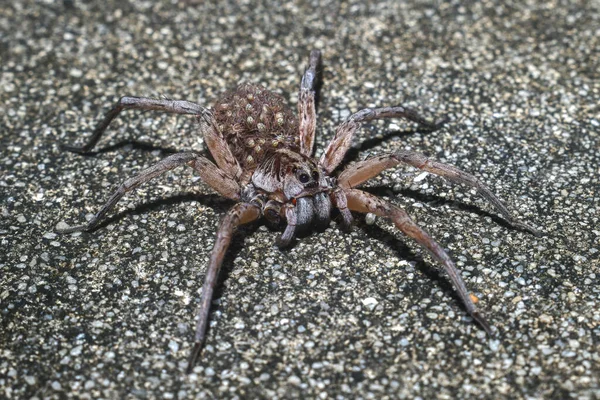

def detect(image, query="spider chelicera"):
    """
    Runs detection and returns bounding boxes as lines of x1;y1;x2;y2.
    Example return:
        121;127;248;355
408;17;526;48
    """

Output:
58;50;538;372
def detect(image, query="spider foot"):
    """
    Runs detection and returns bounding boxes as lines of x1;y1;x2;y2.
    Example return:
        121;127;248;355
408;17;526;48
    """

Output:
186;342;204;374
339;219;353;233
338;208;353;232
276;230;295;248
433;115;450;130
510;219;542;237
471;310;494;336
60;142;94;154
414;113;449;131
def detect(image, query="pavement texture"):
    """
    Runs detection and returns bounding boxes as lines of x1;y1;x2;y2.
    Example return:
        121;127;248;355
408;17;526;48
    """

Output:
1;0;599;399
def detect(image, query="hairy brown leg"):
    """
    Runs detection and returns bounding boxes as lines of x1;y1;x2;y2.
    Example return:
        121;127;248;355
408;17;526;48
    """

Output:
343;188;492;335
62;96;209;154
57;152;240;233
320;106;447;173
333;188;353;230
298;50;321;157
337;151;539;235
200;115;242;180
62;95;242;179
187;202;261;372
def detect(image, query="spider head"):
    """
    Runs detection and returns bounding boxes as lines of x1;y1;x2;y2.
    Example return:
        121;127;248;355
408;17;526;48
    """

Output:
282;160;325;199
252;149;331;201
280;155;332;234
252;149;333;234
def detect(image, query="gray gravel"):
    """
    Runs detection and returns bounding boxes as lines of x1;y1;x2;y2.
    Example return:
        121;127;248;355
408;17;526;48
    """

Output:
1;0;599;399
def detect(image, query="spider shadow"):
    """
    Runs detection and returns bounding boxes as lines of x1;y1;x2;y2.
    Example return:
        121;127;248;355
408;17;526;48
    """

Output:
68;139;182;157
340;123;526;233
87;192;234;232
78;189;263;347
355;217;479;331
62;137;265;350
194;215;265;354
363;185;521;233
341;128;430;165
209;220;262;309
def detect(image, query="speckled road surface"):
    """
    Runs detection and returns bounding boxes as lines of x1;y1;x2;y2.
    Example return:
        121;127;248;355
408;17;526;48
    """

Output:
1;1;598;399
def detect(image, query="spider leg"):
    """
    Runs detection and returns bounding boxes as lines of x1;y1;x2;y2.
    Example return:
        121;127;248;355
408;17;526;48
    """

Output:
298;50;322;157
343;188;492;335
333;188;353;230
187;202;261;372
319;106;447;174
337;151;539;235
57;151;240;233
62;96;210;154
276;203;297;248
202;119;242;180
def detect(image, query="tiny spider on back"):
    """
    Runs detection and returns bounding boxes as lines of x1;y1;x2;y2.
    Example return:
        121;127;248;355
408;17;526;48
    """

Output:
58;50;538;372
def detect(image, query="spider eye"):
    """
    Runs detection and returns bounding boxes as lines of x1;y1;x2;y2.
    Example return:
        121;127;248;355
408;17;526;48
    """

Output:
298;172;310;183
312;171;319;181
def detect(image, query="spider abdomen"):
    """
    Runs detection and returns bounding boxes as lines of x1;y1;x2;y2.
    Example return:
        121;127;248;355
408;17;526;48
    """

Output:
213;84;300;171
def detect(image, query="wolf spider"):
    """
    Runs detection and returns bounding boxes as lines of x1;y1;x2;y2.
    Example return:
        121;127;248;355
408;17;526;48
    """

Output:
58;50;538;372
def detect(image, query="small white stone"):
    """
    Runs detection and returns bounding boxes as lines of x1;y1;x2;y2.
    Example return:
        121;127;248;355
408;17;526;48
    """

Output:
55;221;71;231
361;297;378;310
70;345;83;356
365;213;376;225
234;321;246;330
489;339;500;352
414;171;429;182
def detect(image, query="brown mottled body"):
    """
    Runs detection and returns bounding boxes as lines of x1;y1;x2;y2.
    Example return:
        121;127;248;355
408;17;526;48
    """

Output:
58;50;538;373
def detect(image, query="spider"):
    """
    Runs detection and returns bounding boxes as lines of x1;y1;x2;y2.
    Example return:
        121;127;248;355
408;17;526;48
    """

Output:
58;50;538;372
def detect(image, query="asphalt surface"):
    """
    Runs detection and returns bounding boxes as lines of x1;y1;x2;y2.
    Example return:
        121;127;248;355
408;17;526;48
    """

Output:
1;1;598;399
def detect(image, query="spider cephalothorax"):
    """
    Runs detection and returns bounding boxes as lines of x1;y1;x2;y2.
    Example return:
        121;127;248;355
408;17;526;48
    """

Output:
59;50;538;372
